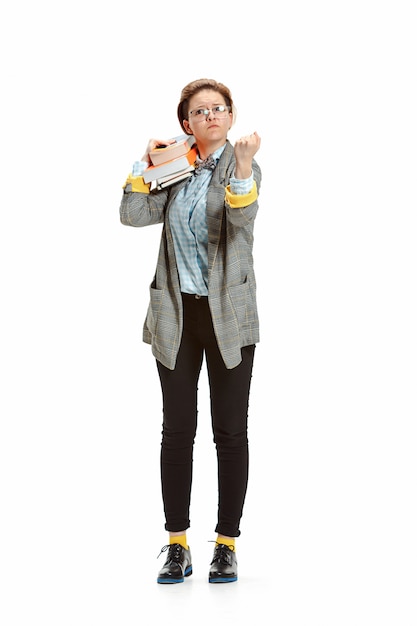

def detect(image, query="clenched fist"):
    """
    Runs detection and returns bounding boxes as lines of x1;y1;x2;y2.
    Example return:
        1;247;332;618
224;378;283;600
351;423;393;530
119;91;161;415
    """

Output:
234;132;261;179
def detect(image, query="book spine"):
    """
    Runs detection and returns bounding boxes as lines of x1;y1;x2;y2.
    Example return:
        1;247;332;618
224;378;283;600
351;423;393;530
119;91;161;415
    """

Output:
143;148;197;183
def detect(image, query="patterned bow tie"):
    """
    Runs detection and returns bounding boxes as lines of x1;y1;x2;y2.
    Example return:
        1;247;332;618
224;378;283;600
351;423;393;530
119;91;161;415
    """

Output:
194;154;217;175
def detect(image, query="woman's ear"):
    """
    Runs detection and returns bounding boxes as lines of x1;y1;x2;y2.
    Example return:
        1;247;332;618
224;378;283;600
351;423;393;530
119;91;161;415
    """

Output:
183;120;192;134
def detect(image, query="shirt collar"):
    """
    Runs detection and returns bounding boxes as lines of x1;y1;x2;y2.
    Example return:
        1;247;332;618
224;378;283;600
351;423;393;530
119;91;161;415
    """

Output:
196;143;226;164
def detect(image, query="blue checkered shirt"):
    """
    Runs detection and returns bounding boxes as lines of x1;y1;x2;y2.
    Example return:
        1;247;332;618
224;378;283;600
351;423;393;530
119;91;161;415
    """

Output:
132;143;253;296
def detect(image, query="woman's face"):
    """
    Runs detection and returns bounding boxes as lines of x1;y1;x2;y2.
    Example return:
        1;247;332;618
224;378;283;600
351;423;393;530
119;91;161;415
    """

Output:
183;89;233;151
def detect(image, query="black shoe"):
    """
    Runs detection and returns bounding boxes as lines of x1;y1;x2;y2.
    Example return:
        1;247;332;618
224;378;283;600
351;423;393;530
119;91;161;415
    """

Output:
208;543;238;583
157;543;192;584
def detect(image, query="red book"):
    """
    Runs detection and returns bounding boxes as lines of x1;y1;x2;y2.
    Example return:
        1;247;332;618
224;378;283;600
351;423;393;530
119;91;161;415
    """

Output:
143;147;198;183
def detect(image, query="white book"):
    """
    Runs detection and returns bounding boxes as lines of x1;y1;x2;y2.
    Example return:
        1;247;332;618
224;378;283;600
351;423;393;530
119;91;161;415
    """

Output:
156;165;195;185
155;170;194;189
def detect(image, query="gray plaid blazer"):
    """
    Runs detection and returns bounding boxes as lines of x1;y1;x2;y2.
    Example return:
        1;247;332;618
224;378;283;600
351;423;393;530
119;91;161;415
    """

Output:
120;140;261;370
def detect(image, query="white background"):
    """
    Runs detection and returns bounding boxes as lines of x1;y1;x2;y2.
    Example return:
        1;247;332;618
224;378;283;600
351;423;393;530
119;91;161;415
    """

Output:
1;1;416;624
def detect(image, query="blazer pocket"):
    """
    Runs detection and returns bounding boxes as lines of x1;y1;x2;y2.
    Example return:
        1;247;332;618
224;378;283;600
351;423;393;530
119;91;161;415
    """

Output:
228;280;256;329
146;283;163;335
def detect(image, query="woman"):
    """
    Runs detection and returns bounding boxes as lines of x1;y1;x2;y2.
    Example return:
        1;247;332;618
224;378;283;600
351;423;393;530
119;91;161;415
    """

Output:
119;78;261;583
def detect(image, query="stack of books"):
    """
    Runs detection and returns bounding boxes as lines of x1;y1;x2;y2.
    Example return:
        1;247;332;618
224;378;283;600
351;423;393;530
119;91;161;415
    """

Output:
143;134;197;189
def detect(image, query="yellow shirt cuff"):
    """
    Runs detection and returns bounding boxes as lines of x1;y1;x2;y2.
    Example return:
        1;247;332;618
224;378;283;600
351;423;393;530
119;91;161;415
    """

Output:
225;182;258;208
123;174;151;194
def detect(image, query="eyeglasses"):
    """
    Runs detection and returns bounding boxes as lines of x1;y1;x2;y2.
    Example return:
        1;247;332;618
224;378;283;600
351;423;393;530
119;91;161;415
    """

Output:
188;105;231;120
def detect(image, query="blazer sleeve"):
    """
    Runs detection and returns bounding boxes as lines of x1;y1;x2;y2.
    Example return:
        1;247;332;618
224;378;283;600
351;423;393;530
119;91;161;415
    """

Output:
224;158;261;227
119;184;169;227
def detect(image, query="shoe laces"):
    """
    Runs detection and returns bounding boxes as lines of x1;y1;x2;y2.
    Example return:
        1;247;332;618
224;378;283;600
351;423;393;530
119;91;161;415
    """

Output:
157;543;183;561
210;542;235;565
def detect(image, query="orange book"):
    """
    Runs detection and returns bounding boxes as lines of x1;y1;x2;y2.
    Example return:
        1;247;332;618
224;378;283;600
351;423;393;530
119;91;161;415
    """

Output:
143;147;198;183
149;134;196;165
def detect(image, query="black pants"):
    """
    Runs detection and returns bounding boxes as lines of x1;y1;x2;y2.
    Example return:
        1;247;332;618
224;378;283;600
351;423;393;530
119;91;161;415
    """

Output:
156;293;255;537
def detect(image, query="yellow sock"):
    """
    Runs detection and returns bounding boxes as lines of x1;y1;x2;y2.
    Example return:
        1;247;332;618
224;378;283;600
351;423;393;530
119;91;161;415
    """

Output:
169;534;188;549
216;535;235;551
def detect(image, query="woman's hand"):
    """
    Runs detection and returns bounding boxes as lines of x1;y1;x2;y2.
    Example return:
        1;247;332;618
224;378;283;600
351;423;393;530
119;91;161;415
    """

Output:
141;138;175;164
234;132;261;179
